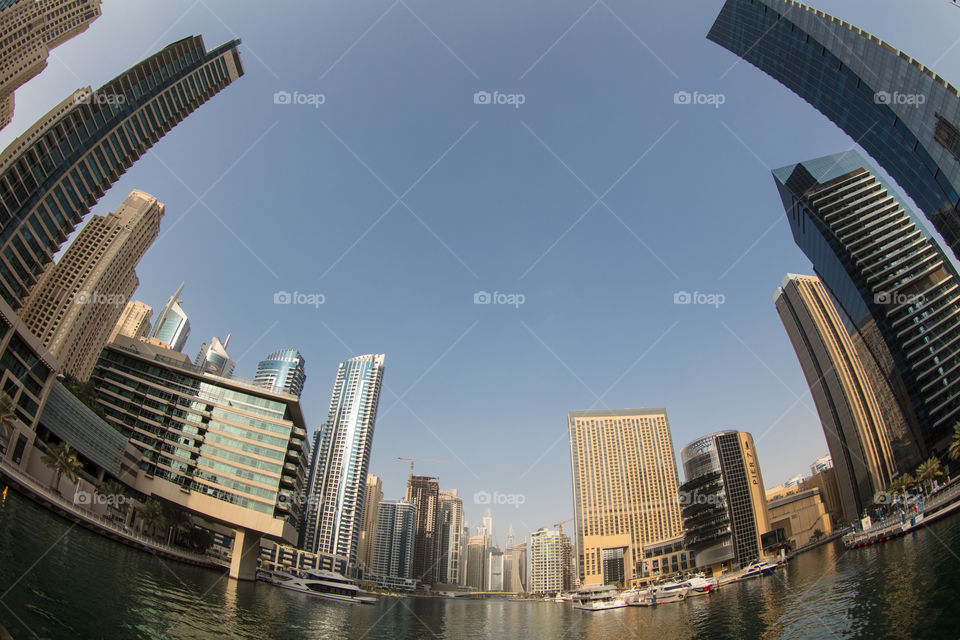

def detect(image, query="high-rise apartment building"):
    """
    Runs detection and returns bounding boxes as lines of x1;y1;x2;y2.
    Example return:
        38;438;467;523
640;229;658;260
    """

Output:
0;0;102;130
109;300;152;342
568;409;684;586
91;335;309;580
406;474;441;586
0;35;244;309
437;489;464;585
148;283;190;352
465;535;487;591
18;190;162;381
194;334;235;378
369;499;417;591
679;431;771;575
708;0;960;261
357;474;383;575
301;354;385;575
775;274;898;522
486;548;504;592
504;541;527;593
254;349;306;398
529;527;572;595
773;152;960;460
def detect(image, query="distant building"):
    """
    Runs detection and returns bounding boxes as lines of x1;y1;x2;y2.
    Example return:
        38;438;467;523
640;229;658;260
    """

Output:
810;455;832;477
486;548;504;592
437;489;464;585
504;542;527;593
680;431;771;575
300;354;385;575
640;535;690;581
0;0;102;130
529;527;572;595
109;301;152;342
18;190;163;381
357;474;383;576
775;273;897;522
194;335;235;378
406;475;441;586
254;349;307;398
148;283;190;352
465;535;487;591
568;409;684;586
767;488;833;550
767;467;844;533
369;499;417;591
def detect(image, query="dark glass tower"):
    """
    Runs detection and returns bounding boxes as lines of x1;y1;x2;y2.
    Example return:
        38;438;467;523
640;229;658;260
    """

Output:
0;35;244;308
773;151;960;460
708;0;960;260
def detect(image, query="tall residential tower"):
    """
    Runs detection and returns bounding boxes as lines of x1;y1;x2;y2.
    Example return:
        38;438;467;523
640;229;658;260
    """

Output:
148;283;190;351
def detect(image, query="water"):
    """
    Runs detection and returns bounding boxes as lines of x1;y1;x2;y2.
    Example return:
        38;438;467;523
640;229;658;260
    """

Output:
1;488;958;640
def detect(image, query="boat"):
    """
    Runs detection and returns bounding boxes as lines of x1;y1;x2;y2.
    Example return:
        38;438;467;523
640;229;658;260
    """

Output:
572;585;628;611
621;586;650;606
259;569;377;604
741;560;777;579
638;580;690;605
680;573;714;596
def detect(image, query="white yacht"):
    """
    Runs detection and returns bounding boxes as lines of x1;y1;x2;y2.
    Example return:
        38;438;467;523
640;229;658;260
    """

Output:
572;585;628;611
621;586;650;606
741;560;777;579
680;574;714;596
638;580;690;605
258;569;377;604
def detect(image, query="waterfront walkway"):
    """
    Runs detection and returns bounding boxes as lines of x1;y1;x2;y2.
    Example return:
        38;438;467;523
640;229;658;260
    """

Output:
843;480;960;548
0;461;228;571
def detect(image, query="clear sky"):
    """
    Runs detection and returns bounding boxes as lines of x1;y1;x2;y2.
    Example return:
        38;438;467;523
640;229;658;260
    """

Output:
5;0;958;546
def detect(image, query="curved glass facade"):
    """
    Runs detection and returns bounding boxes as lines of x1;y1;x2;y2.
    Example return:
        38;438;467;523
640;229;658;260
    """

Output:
254;349;306;398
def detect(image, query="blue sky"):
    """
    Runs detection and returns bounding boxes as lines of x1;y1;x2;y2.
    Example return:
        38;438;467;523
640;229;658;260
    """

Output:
5;0;959;545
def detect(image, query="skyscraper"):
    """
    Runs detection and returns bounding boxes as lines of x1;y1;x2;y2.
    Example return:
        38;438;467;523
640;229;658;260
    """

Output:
194;334;236;378
465;535;487;591
773;152;959;460
504;541;527;593
18;190;163;381
529;527;572;595
775;274;897;522
109;300;152;342
301;354;385;575
406;474;441;586
486;548;504;592
568;409;684;587
437;489;464;585
254;349;307;398
679;431;771;575
0;35;244;309
369;499;417;591
148;283;190;352
0;0;102;129
357;474;383;575
707;0;960;260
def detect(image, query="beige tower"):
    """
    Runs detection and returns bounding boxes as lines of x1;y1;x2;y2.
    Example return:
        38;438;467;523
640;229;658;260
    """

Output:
568;409;684;587
357;474;383;574
775;274;898;522
19;190;163;380
109;300;153;342
0;0;102;129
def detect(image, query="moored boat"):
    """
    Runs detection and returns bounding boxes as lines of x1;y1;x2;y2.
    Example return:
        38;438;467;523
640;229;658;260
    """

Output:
638;580;689;605
572;584;627;611
741;560;777;579
680;573;714;596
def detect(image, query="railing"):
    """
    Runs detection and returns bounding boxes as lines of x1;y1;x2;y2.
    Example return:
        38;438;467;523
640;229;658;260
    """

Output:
842;479;960;547
0;460;227;568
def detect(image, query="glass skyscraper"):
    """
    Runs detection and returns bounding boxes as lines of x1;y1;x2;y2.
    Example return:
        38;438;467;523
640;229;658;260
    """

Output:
0;35;244;308
254;349;307;398
148;282;190;352
708;0;960;260
773;151;960;460
300;354;385;576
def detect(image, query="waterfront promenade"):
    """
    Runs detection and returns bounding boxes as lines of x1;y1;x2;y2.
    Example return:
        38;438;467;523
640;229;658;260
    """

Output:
0;460;227;571
843;479;960;548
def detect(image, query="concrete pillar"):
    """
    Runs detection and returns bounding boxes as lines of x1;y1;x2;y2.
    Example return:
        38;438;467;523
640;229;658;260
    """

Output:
229;528;261;581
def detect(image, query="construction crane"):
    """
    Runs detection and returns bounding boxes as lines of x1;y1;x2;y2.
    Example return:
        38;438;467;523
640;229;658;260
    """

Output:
554;517;574;535
397;456;448;478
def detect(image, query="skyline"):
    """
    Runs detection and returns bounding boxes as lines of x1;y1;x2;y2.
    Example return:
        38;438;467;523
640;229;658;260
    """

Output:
3;0;959;546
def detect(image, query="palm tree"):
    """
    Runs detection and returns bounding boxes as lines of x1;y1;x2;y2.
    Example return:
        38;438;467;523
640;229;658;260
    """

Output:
98;479;129;521
812;528;824;542
916;458;945;494
161;503;192;546
948;424;960;462
41;442;83;497
138;499;165;538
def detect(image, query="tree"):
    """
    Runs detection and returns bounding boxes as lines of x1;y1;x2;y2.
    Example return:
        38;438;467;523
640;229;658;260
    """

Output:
161;503;192;546
811;528;824;542
916;458;945;494
41;442;83;496
98;479;129;521
949;424;960;462
139;499;165;538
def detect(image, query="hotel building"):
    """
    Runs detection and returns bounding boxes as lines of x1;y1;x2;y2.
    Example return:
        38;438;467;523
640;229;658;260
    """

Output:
568;409;684;587
369;499;417;591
